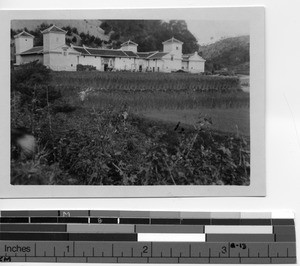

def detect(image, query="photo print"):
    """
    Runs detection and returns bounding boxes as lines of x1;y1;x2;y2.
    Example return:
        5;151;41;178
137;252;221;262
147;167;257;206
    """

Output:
0;7;265;197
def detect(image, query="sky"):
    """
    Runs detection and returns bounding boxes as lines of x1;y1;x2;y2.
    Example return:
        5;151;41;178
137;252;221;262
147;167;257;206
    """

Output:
186;20;249;45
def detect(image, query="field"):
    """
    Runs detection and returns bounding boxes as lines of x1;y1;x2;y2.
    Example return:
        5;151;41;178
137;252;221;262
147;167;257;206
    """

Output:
238;74;250;93
11;62;250;186
139;108;249;136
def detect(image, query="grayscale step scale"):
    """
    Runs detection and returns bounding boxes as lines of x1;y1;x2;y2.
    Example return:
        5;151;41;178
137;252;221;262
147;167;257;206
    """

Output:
0;210;296;264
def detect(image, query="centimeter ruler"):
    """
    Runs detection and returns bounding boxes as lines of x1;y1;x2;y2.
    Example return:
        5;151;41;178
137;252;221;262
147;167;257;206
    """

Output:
0;210;297;264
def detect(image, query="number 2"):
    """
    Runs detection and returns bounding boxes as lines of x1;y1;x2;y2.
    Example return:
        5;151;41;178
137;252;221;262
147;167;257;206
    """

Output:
143;246;148;253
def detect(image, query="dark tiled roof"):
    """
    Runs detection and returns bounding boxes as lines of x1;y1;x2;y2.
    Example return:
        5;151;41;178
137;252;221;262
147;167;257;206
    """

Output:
41;25;67;34
148;52;168;59
20;46;43;55
136;52;156;58
121;40;138;46
72;46;90;55
73;46;129;57
122;51;138;57
71;46;168;59
14;31;35;38
86;48;128;57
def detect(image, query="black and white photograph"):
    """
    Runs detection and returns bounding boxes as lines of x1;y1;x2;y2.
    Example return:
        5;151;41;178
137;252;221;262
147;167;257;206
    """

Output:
1;8;265;197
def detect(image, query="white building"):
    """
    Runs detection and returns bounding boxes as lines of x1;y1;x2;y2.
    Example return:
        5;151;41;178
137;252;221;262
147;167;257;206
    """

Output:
14;25;205;73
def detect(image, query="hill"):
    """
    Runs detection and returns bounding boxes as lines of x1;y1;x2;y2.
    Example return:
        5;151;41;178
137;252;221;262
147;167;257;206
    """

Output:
100;20;199;53
199;36;250;74
11;20;199;54
11;20;109;41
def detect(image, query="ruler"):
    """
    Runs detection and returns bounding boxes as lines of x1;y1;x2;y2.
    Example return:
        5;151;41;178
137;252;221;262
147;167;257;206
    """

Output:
0;210;296;264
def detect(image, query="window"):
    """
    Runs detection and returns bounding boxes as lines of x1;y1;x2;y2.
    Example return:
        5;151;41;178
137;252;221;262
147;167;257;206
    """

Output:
171;55;174;61
63;51;67;56
176;46;179;50
71;64;73;66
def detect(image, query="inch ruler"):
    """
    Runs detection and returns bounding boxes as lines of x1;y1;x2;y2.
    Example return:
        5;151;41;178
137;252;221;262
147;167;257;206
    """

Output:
0;210;296;264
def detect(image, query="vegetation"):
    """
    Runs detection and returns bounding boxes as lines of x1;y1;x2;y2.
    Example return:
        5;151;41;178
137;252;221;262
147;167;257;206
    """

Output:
199;36;250;74
11;20;199;53
11;23;104;48
11;63;250;186
79;32;103;47
53;71;242;93
76;64;96;71
11;23;53;46
100;20;199;53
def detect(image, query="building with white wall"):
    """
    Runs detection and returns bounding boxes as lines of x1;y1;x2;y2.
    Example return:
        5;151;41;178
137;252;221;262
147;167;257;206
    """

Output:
14;25;205;73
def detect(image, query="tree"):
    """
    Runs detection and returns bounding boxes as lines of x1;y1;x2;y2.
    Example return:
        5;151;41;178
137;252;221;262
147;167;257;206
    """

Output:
62;26;72;36
11;29;18;38
94;37;102;46
79;32;86;39
71;27;78;34
100;19;199;53
71;36;77;43
100;21;112;35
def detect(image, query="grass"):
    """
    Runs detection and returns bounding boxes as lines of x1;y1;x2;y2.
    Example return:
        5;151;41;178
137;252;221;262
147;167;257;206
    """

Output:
138;108;250;136
11;64;250;186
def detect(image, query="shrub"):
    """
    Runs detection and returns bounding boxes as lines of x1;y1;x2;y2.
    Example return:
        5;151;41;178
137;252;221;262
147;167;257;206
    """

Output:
11;62;62;111
11;60;51;89
11;61;64;134
76;64;97;71
71;36;77;43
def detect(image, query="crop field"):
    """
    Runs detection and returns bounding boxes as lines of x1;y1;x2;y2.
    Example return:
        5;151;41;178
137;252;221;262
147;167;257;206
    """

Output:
53;71;242;92
11;63;250;186
52;72;249;135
